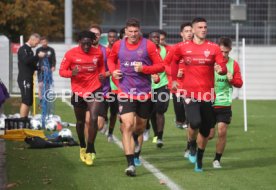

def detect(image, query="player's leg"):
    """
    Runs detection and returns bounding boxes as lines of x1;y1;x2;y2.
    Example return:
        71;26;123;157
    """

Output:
18;79;33;118
213;107;232;168
196;101;216;171
172;93;186;128
107;94;118;142
85;90;102;165
84;110;90;141
71;93;87;163
118;99;136;176
155;86;170;148
184;99;201;164
98;98;108;132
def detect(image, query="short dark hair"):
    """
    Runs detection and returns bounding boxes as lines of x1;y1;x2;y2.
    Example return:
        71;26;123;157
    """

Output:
158;30;167;37
218;37;232;48
108;29;118;34
126;18;140;28
192;17;207;26
180;22;192;32
149;30;160;37
77;31;96;41
89;24;102;34
40;36;48;41
119;27;126;39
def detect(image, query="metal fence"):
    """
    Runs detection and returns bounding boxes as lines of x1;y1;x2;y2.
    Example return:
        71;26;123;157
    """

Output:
161;0;276;45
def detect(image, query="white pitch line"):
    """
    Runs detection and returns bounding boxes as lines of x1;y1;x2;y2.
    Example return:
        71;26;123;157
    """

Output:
62;98;183;190
112;135;183;190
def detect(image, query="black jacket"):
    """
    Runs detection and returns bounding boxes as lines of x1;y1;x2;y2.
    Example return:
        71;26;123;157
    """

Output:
17;44;39;81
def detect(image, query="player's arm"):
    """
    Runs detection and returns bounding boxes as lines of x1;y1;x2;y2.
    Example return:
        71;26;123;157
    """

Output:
138;41;164;74
215;46;227;75
18;46;39;66
228;61;243;88
107;41;122;79
59;52;74;78
98;54;106;81
163;46;176;76
170;45;181;81
51;48;57;68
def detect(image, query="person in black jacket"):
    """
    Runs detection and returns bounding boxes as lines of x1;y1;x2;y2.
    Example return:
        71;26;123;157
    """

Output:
17;33;46;118
36;37;56;103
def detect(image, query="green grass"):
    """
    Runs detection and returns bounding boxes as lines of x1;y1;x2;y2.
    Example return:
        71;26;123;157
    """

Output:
2;98;276;190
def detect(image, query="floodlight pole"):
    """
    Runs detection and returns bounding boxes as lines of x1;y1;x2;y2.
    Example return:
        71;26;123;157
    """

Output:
65;0;73;45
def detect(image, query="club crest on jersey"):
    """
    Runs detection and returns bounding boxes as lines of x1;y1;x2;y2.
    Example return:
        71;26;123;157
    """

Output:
92;57;98;65
204;50;210;57
185;57;192;64
75;65;81;71
137;49;144;57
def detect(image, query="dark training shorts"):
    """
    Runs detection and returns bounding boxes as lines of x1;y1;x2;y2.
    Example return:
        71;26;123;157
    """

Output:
71;88;103;110
18;79;33;106
118;98;153;119
214;107;232;125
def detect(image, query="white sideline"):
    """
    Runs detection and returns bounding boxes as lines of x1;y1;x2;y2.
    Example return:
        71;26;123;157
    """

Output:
62;98;183;190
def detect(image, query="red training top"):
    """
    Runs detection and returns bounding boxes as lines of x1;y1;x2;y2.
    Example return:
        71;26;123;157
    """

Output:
59;46;105;97
170;40;227;101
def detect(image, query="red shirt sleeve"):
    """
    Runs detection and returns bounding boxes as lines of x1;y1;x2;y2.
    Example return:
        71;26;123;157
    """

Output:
107;41;120;74
214;45;227;75
98;53;105;76
171;45;181;81
230;61;243;88
163;45;176;76
59;51;73;78
141;40;165;74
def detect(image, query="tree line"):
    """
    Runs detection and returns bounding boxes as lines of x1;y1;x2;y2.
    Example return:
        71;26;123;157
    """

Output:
0;0;114;42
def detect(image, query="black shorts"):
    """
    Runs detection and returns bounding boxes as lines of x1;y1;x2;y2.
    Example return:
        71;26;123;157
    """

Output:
184;99;216;137
71;88;103;110
118;98;153;119
214;107;232;125
18;79;33;106
152;86;170;114
98;93;119;118
98;99;109;118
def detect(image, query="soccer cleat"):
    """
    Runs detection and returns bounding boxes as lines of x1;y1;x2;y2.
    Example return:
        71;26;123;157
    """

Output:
85;153;95;166
107;134;114;143
188;153;196;164
175;123;183;129
80;148;86;162
134;157;142;166
143;129;150;141
184;149;190;158
213;160;222;169
125;165;136;177
182;124;188;129
194;162;203;172
152;136;157;143
156;139;164;148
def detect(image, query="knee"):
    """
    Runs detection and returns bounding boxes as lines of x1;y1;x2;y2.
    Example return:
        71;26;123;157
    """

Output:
121;122;134;132
218;127;227;138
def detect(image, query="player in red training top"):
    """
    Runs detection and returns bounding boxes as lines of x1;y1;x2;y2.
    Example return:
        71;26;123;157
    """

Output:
108;18;164;177
59;31;104;166
171;17;227;172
